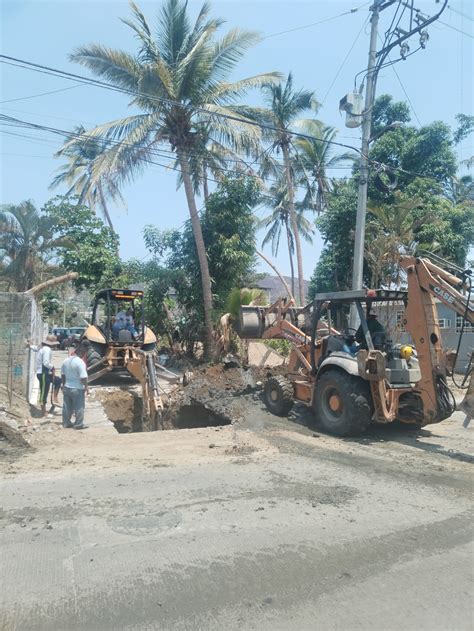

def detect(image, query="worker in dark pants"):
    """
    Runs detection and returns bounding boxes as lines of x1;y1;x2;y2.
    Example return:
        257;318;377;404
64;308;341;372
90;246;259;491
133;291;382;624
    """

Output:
27;334;59;416
61;340;90;430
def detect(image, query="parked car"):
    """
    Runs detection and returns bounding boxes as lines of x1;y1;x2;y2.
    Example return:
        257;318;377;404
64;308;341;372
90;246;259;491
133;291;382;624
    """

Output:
51;327;70;350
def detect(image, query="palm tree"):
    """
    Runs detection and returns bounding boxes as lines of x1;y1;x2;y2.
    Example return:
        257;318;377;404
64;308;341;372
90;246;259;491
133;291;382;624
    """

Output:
0;201;64;291
259;179;314;296
65;0;279;355
50;126;124;231
294;121;355;213
260;73;317;305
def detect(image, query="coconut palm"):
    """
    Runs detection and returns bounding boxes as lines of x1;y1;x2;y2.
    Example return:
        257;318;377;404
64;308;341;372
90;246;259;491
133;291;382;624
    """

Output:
260;73;317;305
65;0;279;355
294;121;355;213
259;179;314;296
50;126;123;231
0;201;65;291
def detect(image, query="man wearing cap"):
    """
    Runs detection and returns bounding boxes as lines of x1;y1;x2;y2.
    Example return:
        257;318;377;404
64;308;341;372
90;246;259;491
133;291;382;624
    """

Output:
61;340;90;430
27;334;59;416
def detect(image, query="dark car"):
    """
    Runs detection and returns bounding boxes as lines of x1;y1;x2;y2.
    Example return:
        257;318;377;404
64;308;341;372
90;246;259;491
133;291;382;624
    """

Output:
51;327;70;349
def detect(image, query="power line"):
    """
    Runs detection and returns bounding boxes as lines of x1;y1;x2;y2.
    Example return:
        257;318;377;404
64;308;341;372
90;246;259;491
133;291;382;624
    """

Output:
376;32;422;126
0;84;82;105
321;14;369;106
1;112;450;190
0;152;52;158
261;3;370;40
0;115;297;203
388;60;422;126
0;54;364;157
438;19;473;38
447;5;473;22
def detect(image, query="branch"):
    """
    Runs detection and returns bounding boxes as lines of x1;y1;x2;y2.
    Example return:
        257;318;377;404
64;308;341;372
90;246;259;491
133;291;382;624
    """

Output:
24;272;79;296
256;250;294;302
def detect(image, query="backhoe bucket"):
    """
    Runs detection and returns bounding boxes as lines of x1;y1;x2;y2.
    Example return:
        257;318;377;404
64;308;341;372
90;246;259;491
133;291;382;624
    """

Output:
238;306;265;338
237;305;308;339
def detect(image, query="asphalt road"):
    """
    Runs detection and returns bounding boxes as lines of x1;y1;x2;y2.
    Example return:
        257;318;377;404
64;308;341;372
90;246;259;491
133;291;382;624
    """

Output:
1;399;473;630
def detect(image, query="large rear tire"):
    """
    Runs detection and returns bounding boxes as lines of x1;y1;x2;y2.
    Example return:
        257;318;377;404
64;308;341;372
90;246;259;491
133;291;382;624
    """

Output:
86;344;104;369
264;376;294;417
314;369;373;436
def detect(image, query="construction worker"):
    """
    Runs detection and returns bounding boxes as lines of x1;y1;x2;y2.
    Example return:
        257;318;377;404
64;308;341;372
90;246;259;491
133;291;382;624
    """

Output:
355;311;386;350
27;334;59;416
61;340;90;430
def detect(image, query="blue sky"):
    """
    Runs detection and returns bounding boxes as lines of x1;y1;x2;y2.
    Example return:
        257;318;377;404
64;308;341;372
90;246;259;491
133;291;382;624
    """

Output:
0;0;472;278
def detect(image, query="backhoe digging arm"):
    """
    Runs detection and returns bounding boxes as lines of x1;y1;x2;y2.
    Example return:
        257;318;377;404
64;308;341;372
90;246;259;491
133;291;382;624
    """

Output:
400;256;473;423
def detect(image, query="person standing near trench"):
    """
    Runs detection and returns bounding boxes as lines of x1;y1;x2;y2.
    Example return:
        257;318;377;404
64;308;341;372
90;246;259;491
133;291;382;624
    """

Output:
61;340;90;430
27;334;59;417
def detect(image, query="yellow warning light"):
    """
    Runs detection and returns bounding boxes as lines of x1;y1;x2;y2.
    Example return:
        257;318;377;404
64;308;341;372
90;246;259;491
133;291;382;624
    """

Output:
400;345;413;360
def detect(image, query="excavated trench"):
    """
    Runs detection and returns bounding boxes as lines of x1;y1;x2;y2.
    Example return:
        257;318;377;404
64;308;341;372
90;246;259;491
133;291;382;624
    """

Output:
97;389;232;433
95;363;263;433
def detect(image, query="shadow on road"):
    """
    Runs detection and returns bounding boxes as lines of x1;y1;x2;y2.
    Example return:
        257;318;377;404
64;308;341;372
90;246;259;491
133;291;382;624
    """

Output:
255;394;473;465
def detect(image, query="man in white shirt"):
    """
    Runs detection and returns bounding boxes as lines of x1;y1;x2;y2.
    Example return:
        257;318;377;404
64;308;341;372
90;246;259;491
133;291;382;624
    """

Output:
27;334;59;416
61;340;90;430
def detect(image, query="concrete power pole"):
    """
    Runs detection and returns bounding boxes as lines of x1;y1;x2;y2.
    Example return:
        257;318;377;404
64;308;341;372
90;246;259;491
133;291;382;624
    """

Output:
351;1;381;303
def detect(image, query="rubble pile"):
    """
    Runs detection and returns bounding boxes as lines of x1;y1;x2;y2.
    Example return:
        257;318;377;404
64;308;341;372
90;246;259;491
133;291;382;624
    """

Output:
162;358;264;430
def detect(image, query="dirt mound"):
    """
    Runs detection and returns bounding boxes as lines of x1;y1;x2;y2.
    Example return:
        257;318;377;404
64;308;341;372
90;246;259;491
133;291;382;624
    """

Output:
163;362;262;430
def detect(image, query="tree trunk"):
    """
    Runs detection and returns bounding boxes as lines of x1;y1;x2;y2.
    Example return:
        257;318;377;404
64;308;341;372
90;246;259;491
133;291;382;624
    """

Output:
286;223;295;300
177;148;214;357
256;250;294;302
25;272;79;296
282;142;305;305
203;167;209;202
98;182;115;232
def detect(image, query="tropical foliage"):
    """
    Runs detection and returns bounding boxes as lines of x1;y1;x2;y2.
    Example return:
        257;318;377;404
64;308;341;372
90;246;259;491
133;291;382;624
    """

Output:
309;95;474;296
0;201;65;291
139;176;260;352
61;0;280;355
50;125;124;231
258;72;317;304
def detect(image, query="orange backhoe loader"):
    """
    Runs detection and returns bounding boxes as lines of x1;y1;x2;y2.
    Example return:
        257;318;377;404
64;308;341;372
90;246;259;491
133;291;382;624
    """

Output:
238;254;473;436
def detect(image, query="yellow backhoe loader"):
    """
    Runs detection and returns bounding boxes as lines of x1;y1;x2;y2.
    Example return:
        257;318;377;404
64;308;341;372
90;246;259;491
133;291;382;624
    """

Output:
238;254;473;436
83;289;162;430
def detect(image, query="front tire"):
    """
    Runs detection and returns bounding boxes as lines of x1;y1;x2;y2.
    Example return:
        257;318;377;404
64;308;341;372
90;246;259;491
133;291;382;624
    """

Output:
314;369;373;436
264;376;294;416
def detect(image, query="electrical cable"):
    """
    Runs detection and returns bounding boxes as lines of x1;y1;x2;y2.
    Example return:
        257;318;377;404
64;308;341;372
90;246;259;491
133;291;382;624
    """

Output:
388;60;422;126
447;5;473;22
0;113;356;194
438;19;473;38
0;54;366;157
321;14;369;105
261;2;370;40
0;84;82;104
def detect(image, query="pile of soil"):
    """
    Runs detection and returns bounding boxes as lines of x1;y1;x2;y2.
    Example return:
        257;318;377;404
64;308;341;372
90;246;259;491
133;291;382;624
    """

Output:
163;362;263;430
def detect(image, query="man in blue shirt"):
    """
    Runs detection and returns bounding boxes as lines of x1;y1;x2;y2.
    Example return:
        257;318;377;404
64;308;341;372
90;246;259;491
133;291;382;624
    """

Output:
61;340;90;430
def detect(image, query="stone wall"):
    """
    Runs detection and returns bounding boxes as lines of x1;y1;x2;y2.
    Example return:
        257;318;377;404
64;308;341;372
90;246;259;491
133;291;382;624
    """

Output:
0;292;47;407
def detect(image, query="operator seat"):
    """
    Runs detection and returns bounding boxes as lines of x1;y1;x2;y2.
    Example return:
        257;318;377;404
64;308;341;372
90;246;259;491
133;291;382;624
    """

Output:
118;329;133;343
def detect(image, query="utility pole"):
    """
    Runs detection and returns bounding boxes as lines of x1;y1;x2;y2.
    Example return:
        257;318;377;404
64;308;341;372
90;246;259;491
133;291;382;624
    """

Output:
344;0;448;328
351;1;381;300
